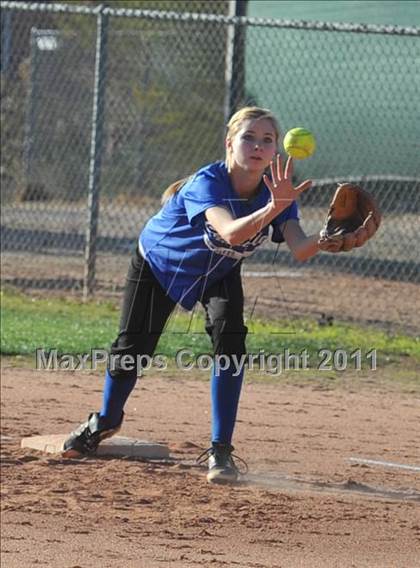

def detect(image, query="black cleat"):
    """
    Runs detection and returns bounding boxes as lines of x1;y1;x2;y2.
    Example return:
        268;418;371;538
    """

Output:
62;412;124;458
197;442;248;485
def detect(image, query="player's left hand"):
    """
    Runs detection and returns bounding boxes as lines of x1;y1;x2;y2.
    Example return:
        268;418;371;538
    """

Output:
318;183;381;253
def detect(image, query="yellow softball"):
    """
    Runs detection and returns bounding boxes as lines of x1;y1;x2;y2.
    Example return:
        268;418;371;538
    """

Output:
283;127;316;160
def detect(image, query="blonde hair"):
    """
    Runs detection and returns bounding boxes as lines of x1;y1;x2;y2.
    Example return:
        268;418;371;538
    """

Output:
161;176;190;205
225;106;280;170
161;106;280;204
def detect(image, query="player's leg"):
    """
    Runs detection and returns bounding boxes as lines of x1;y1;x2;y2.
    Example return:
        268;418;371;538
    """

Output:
62;247;175;457
101;246;175;424
201;263;248;483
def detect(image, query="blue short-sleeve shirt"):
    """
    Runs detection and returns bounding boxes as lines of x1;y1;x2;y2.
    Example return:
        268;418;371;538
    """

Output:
139;161;298;310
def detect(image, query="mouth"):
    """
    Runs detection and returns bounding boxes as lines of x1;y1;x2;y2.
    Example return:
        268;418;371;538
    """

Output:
250;156;263;161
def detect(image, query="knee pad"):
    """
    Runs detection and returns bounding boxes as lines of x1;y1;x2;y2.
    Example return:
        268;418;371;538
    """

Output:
206;319;248;358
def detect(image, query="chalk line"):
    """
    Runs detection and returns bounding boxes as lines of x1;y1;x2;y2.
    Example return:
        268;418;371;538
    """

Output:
348;457;420;472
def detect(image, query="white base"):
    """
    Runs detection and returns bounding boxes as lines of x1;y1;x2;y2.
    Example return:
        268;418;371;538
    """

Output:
21;434;170;459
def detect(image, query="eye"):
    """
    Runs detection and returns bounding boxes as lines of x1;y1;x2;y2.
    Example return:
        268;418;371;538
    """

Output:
264;137;274;144
242;134;254;141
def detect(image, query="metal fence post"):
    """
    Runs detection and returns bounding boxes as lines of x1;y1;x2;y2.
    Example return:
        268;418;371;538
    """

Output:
23;28;39;189
224;0;248;124
0;11;13;75
83;5;108;299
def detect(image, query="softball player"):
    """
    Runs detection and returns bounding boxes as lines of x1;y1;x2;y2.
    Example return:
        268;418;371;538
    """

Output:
63;106;321;484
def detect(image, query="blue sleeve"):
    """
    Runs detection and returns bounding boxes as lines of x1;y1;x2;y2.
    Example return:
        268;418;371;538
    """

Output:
180;171;229;227
271;201;299;243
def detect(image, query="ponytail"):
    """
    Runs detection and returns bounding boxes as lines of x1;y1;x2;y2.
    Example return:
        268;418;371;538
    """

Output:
161;176;190;205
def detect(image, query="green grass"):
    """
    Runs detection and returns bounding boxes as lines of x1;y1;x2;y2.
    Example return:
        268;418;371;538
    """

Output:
1;288;119;355
1;287;419;371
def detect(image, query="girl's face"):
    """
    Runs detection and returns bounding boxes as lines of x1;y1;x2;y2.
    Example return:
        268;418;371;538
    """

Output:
227;118;278;173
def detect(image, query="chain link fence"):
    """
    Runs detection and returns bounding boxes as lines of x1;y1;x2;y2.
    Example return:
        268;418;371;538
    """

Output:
1;1;419;333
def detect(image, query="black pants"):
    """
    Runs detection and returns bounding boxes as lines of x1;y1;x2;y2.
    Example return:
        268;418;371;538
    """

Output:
109;246;248;379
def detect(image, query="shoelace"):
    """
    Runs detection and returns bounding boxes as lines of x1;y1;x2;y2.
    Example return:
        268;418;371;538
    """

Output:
196;447;249;476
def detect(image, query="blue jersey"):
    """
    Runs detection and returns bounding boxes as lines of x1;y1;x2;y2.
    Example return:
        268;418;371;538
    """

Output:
139;161;298;310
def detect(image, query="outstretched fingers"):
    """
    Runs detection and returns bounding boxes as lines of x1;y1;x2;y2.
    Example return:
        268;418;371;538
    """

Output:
277;153;285;181
265;153;312;200
269;161;277;187
270;154;283;185
284;155;293;180
295;179;313;193
263;173;274;192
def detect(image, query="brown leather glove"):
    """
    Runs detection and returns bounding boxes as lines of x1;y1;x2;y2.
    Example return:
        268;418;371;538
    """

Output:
318;183;381;253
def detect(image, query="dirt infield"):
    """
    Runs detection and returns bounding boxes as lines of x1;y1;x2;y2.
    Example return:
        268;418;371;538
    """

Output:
242;269;420;336
1;366;419;567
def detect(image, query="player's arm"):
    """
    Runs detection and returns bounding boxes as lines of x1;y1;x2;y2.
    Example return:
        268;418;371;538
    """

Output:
205;203;281;246
281;219;320;261
205;156;312;247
